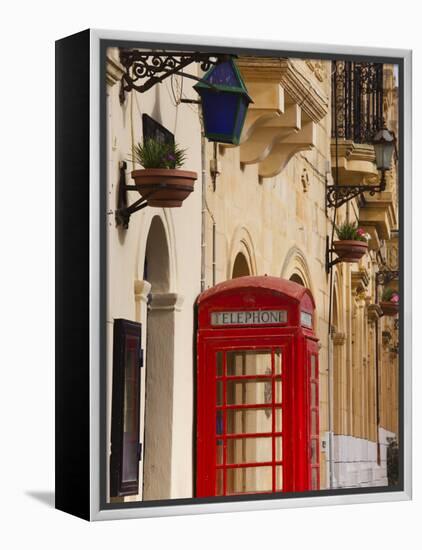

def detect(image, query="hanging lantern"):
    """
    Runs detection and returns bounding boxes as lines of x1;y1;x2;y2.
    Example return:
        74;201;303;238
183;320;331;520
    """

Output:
194;58;252;145
373;127;396;171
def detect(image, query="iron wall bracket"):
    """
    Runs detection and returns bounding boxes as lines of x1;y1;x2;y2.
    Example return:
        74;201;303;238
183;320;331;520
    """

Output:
325;236;344;273
118;49;231;104
375;268;399;306
115;161;166;229
326;170;386;209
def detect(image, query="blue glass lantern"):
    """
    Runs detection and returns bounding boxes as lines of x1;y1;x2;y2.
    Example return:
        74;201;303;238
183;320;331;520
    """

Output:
194;58;252;145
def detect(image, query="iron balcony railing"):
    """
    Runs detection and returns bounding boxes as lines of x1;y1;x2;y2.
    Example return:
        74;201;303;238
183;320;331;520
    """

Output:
331;61;384;144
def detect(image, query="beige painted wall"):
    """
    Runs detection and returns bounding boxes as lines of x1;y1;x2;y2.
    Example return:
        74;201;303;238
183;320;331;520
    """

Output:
106;48;203;501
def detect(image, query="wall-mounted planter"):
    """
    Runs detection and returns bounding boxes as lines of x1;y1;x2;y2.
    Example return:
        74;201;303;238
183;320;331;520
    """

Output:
131;169;198;207
380;301;399;317
332;240;368;263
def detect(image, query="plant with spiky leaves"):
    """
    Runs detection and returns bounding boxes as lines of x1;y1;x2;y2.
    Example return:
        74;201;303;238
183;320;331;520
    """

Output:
130;139;187;169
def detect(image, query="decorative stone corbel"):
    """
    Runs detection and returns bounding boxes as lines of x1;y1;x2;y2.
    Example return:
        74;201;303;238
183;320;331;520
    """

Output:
351;267;370;295
239;104;301;165
231;57;328;178
330;140;378;186
358;191;397;241
258;121;316;178
332;332;346;346
367;303;383;324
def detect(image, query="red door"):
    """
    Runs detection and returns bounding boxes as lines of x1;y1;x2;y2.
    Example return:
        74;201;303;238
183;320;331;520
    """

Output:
197;334;297;497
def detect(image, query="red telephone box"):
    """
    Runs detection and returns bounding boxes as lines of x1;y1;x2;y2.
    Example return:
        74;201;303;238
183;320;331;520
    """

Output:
196;276;319;497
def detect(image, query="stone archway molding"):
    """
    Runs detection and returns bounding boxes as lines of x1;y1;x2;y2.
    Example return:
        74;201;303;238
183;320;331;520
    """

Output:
227;225;258;279
280;245;314;296
135;210;178;293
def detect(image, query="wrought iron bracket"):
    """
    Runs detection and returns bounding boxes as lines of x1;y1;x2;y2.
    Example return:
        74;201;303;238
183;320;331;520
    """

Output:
326;171;386;209
325;236;343;273
118;49;231;104
375;268;399;306
115;161;166;229
375;269;399;287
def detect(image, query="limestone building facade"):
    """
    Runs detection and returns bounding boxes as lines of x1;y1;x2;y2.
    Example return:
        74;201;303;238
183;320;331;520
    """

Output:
105;47;400;502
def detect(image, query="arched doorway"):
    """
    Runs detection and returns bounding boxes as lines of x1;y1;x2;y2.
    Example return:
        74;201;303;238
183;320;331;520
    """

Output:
232;252;251;279
142;216;175;500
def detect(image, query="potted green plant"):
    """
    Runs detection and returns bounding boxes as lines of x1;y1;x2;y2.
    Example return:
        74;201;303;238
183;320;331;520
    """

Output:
380;288;399;316
332;221;370;262
130;139;198;207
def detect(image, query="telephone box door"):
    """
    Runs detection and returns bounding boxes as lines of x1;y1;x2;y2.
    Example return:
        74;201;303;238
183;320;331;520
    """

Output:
197;335;296;497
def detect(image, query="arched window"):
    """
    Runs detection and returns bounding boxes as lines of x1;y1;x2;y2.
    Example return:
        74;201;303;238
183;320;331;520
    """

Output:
289;273;305;287
232;252;250;279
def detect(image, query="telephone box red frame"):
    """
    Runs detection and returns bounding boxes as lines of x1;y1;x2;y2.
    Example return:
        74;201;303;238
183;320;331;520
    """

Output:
196;276;319;497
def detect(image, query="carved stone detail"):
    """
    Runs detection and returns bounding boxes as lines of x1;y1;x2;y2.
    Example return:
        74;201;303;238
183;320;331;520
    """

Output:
237;57;328;122
305;60;327;82
367;303;383;323
301;168;310;192
223;57;328;179
332;332;346;346
106;54;125;87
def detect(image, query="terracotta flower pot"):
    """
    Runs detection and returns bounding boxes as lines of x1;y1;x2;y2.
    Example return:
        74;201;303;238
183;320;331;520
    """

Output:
131;169;198;207
332;240;368;263
380;301;399;316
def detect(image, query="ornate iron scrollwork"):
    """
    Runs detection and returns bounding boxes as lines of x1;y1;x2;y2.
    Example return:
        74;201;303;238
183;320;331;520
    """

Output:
332;60;384;144
118;49;229;103
326;179;386;209
327;60;386;210
375;269;399;287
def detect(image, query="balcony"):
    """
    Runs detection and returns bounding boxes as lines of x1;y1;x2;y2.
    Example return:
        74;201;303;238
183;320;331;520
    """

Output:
331;61;384;187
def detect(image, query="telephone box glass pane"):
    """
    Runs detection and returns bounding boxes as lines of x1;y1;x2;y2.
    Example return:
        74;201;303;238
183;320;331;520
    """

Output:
226;350;272;376
275;408;282;431
122;335;139;483
216;470;224;495
216;381;223;406
311;410;318;434
275;380;282;403
275;436;283;461
311;438;318;464
311;383;317;407
216;439;224;465
311;354;317;379
216;410;224;435
274;349;282;375
216;351;223;377
276;466;283;491
226;437;272;464
311;468;319;490
226;466;272;494
226;408;273;434
226;380;270;406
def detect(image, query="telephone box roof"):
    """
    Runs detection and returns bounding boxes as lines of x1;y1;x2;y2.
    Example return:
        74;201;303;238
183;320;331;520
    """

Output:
197;275;315;308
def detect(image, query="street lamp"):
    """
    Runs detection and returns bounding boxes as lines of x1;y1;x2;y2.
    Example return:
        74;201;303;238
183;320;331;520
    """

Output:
194;58;253;145
373;127;396;188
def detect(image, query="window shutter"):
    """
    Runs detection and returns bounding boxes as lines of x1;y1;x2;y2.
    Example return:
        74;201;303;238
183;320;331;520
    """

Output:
110;319;143;497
